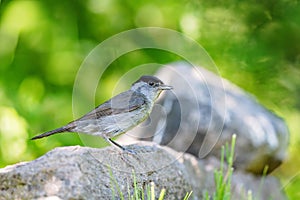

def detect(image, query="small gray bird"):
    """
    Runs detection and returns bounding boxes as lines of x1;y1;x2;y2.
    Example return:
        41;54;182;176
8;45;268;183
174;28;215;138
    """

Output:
31;75;172;152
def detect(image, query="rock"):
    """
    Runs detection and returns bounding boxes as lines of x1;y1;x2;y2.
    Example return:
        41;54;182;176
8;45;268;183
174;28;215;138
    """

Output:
119;62;289;174
0;144;191;200
181;154;286;200
0;144;286;200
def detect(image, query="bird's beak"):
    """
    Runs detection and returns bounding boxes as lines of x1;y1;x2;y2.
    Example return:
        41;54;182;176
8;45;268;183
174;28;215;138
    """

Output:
159;84;173;90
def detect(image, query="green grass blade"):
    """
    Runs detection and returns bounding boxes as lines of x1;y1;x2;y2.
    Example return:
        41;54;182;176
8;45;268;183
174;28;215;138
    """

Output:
158;188;166;200
151;182;155;200
183;191;193;200
132;170;140;200
108;166;124;200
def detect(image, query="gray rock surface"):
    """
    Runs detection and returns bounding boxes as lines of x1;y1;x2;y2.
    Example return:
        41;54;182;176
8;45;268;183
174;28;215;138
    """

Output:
0;144;286;200
119;62;289;174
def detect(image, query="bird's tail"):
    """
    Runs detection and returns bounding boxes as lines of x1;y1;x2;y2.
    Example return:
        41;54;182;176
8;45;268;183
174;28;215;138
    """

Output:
31;127;68;140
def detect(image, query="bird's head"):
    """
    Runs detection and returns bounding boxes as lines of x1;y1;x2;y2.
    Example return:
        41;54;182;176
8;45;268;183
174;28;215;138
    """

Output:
131;75;172;101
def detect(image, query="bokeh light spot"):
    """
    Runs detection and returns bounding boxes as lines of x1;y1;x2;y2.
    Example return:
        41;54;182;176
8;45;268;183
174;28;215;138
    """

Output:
180;13;201;39
135;4;164;27
18;77;45;111
0;107;28;163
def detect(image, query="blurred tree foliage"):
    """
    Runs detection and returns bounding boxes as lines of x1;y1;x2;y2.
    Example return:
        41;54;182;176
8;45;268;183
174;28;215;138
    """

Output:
0;0;299;198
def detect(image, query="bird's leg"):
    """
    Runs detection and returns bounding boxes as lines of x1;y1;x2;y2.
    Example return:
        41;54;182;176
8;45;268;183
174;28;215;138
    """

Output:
106;138;137;155
104;137;140;167
108;138;125;150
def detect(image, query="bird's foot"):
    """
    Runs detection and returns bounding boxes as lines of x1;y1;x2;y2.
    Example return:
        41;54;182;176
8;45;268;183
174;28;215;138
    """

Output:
122;147;137;155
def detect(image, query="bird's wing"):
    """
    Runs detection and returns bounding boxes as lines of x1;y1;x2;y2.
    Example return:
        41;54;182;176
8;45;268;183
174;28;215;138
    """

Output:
77;91;146;121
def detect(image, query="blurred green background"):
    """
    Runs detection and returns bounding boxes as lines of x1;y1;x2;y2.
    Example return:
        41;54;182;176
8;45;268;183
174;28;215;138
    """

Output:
0;0;299;199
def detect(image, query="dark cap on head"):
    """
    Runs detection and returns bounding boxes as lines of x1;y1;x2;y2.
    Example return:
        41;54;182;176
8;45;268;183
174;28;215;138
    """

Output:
132;75;164;85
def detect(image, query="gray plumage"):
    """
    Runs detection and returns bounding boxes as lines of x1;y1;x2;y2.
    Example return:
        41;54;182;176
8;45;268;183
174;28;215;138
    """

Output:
31;75;172;152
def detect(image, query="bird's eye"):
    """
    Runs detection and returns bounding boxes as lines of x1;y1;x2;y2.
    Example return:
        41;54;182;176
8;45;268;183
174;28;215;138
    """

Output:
148;82;154;86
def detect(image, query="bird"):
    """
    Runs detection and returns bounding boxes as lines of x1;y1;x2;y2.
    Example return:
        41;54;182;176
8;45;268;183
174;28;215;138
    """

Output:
31;75;172;153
